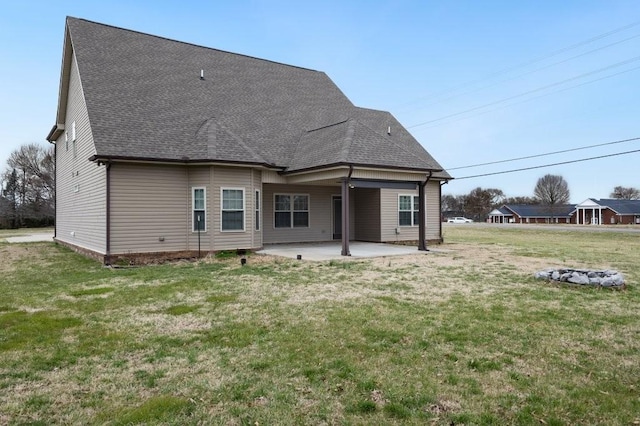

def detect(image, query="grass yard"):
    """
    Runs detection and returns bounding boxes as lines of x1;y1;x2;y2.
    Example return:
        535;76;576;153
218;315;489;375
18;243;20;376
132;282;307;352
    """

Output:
1;226;639;425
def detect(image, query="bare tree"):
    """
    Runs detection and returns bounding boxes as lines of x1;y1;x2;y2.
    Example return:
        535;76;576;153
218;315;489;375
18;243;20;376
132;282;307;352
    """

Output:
534;174;570;220
464;187;505;222
610;186;640;200
1;143;55;228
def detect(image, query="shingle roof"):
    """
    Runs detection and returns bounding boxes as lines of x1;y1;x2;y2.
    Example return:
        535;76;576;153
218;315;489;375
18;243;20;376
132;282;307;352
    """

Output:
62;17;449;178
597;199;640;215
502;204;576;218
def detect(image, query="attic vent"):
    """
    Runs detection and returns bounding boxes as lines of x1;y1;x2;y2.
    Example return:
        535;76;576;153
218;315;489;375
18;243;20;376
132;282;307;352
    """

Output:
200;69;204;80
387;126;391;135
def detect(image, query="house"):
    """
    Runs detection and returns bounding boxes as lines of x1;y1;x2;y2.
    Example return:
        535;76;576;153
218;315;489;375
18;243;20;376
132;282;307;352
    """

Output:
489;204;575;224
574;198;640;225
46;17;451;264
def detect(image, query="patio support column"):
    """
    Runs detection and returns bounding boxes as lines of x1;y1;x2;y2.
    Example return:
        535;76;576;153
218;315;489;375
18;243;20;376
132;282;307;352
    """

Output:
341;176;351;256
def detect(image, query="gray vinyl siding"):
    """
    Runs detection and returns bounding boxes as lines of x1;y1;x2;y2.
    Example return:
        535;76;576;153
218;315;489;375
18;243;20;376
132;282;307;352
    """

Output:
425;180;441;241
211;166;259;251
380;181;441;242
110;164;188;254
54;53;106;254
263;184;336;244
188;167;211;251
354;188;381;241
252;169;263;248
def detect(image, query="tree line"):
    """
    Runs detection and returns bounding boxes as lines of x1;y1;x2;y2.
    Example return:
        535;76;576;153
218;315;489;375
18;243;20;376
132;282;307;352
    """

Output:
443;174;639;222
0;143;55;228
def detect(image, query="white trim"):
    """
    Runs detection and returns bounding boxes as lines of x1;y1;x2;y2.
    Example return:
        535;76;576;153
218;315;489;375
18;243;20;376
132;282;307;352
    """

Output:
192;186;207;232
255;189;261;231
221;187;246;232
273;193;310;228
398;194;419;227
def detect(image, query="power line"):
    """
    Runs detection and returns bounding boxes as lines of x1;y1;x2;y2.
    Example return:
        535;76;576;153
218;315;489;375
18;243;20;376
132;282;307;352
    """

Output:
406;32;640;112
454;148;640;180
448;137;640;171
413;63;640;130
408;54;640;129
395;20;640;110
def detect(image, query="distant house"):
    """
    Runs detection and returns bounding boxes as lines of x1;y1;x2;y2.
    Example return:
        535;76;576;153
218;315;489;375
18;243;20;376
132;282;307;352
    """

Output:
46;17;451;263
489;204;575;224
574;198;640;225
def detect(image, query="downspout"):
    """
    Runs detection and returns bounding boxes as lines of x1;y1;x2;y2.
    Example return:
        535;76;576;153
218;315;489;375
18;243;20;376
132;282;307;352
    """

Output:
105;162;111;265
341;165;353;256
53;142;57;240
418;171;432;251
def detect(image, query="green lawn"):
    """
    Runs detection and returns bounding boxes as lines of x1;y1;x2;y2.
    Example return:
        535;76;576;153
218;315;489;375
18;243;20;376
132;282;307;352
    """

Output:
1;226;639;425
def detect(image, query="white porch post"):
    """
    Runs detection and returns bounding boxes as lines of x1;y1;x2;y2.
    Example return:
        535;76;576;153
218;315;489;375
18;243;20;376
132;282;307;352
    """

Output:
598;207;602;226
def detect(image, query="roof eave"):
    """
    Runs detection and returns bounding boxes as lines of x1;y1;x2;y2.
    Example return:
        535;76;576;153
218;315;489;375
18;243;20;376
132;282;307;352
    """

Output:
281;161;448;177
46;123;65;143
88;154;282;170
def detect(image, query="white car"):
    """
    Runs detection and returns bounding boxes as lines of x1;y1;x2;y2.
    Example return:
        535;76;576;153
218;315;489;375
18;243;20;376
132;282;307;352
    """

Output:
447;217;473;223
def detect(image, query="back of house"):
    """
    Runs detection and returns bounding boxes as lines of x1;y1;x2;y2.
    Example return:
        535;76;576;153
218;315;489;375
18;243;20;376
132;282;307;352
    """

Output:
47;17;451;263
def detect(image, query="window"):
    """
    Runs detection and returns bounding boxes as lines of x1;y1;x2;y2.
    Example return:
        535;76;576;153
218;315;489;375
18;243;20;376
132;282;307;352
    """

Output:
192;187;206;232
275;194;309;228
399;195;421;226
65;132;68;151
255;190;260;231
222;188;244;231
72;121;77;158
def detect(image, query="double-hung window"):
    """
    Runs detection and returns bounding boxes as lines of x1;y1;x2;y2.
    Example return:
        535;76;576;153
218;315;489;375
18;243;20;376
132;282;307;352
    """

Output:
399;195;421;226
193;187;206;231
275;194;309;228
222;188;244;231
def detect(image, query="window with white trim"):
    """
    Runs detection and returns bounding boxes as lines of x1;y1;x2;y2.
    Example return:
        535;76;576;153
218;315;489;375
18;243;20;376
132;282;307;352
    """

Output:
72;121;77;158
255;190;260;231
275;194;309;228
192;187;206;232
398;195;421;226
221;188;244;231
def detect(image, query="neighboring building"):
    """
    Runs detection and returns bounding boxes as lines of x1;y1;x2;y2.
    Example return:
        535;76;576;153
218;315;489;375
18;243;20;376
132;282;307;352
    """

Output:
489;204;575;224
46;17;451;264
574;198;640;225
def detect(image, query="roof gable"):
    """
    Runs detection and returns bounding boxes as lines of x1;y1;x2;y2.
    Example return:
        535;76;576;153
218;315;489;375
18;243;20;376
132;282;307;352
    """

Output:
51;17;449;177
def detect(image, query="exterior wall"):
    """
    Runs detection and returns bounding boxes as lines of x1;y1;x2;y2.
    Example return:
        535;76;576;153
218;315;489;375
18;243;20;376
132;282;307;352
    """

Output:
187;167;212;251
110;164;262;255
210;166;261;251
54;53;106;254
263;184;337;244
426;180;440;241
379;180;441;243
354;188;381;241
110;163;188;254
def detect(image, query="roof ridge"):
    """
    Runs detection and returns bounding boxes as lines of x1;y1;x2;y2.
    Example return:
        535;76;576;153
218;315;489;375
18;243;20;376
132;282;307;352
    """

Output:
66;16;323;74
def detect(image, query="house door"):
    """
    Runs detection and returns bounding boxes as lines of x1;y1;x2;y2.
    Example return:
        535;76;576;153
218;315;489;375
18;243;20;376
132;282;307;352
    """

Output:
333;196;342;240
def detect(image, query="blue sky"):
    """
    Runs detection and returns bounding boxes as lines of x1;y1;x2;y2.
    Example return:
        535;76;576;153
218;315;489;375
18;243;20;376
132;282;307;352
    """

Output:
1;0;639;203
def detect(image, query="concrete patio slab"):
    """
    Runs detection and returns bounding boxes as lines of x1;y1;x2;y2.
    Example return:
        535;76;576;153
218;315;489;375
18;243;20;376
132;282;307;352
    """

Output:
257;241;445;261
5;233;54;243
